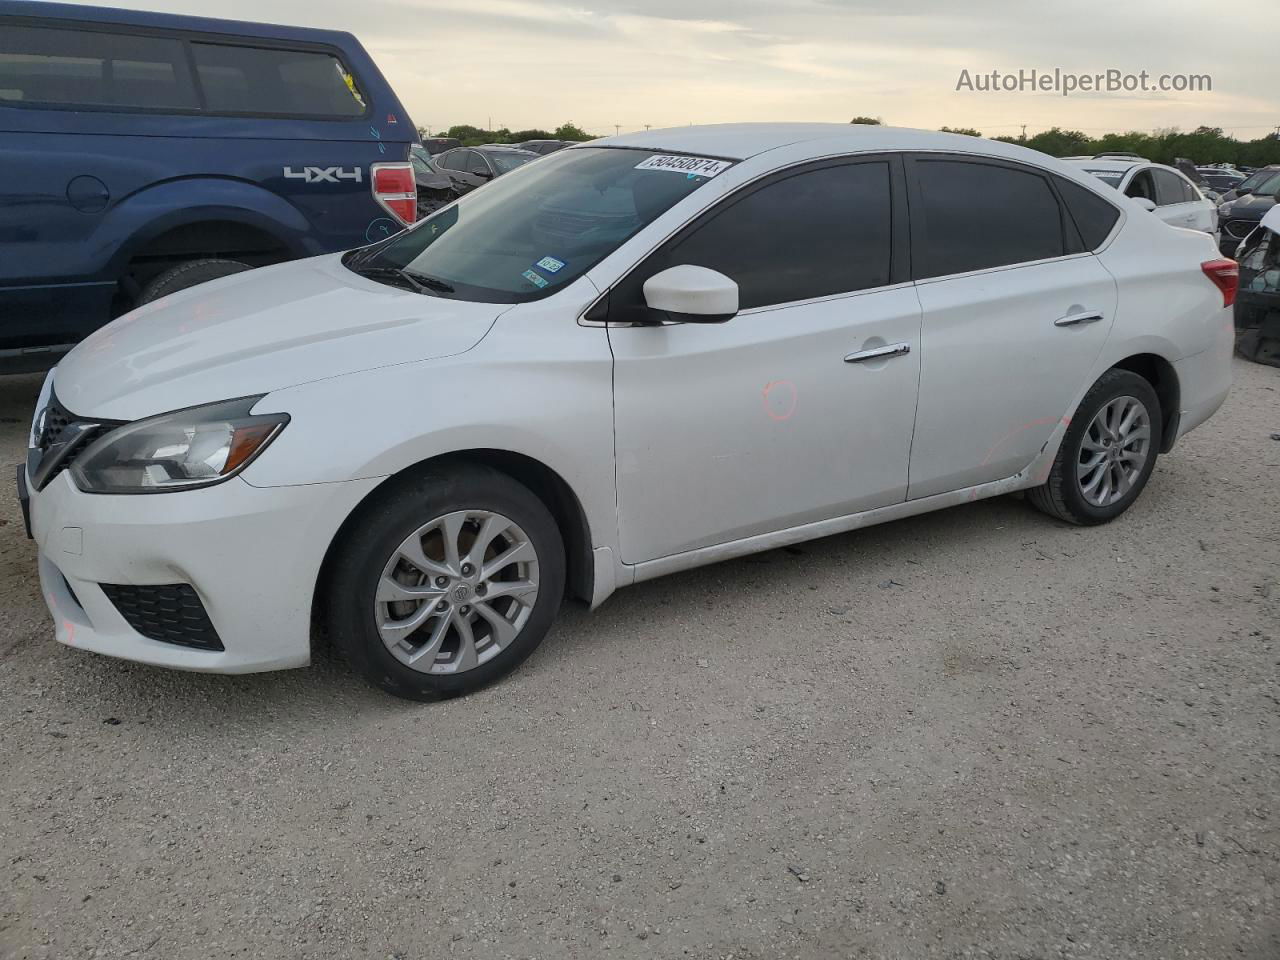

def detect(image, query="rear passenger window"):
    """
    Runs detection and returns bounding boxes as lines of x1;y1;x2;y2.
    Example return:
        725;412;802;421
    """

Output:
661;162;893;309
912;160;1064;278
191;42;366;117
1054;176;1121;250
0;25;197;110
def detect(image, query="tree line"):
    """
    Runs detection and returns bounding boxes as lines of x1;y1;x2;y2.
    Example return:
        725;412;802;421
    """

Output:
417;122;595;146
851;118;1280;167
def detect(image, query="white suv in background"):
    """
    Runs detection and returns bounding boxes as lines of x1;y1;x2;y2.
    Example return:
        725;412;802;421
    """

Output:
1066;157;1218;234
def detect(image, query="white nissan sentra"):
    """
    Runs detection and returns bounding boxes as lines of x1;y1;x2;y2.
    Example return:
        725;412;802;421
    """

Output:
22;124;1236;700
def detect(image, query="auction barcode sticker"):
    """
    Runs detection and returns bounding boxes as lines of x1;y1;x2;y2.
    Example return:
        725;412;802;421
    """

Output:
634;155;732;177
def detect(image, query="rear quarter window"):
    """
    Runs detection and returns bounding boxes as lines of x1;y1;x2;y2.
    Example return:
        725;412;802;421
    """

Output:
1054;176;1121;250
191;42;366;117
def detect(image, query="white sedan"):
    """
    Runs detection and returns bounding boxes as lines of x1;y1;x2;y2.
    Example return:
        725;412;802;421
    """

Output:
1065;157;1218;234
22;124;1236;699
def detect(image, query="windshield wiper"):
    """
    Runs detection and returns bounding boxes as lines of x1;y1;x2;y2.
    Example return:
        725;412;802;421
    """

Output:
403;270;455;293
348;263;454;295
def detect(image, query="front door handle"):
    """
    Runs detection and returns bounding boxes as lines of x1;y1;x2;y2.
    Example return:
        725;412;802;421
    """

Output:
1054;311;1105;327
844;342;911;363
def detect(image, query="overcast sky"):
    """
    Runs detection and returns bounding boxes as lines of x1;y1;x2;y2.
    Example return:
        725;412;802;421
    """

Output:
66;0;1278;139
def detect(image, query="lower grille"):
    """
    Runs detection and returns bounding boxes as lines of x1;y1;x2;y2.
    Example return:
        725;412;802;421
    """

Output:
100;583;224;651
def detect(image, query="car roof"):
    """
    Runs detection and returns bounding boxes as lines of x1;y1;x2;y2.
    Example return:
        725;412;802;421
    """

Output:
590;122;1078;164
1064;158;1143;172
475;145;538;155
0;0;358;45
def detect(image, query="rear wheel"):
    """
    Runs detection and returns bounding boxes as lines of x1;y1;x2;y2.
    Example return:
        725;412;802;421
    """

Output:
1029;369;1162;525
136;258;252;305
327;466;565;700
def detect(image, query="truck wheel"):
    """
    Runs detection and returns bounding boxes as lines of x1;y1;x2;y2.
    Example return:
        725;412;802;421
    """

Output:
136;258;252;305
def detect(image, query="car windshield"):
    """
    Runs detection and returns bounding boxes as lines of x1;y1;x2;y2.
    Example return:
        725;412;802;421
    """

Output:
1238;169;1276;194
1249;173;1280;197
351;147;731;302
489;151;535;174
1084;169;1126;188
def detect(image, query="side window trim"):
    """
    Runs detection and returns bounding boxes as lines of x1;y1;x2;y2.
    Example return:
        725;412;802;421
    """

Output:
903;152;1073;282
602;152;908;321
0;15;370;120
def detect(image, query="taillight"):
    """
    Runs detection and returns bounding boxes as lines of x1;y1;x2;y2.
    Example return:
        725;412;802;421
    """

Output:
371;162;417;226
1201;258;1239;307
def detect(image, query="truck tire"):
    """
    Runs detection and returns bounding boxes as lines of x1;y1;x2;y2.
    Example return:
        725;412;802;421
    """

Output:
136;258;252;306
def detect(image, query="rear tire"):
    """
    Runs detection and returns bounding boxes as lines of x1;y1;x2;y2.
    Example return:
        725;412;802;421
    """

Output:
327;465;565;700
136;258;252;305
1029;369;1163;525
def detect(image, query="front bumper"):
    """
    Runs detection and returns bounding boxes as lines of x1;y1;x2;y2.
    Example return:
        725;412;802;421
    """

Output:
28;469;383;673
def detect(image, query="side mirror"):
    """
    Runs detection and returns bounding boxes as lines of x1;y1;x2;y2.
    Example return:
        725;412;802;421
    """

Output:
472;169;493;180
1132;196;1157;213
642;265;739;322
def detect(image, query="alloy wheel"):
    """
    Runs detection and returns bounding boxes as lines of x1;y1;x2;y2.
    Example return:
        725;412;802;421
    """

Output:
375;510;540;674
1076;395;1152;508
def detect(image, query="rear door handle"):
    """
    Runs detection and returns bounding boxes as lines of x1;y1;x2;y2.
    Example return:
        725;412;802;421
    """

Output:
844;342;911;363
1054;311;1104;327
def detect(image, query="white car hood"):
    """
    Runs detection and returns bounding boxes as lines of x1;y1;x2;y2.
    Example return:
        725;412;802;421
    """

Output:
54;254;506;421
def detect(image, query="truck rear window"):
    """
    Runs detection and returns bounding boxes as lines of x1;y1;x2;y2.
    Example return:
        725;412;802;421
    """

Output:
191;42;366;117
0;25;197;109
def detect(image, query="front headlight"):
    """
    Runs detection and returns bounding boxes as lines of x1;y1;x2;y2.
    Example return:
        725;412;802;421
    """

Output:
71;396;288;494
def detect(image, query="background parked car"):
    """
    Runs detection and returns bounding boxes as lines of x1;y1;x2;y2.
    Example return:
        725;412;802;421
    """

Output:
1217;170;1280;255
1232;204;1280;366
0;0;416;371
1197;167;1246;194
430;145;539;194
514;139;573;155
420;136;461;154
1216;164;1280;204
409;143;459;216
1066;157;1217;234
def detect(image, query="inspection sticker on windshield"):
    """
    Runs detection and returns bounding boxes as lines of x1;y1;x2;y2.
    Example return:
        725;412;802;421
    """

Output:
521;269;549;288
535;256;565;274
635;155;731;177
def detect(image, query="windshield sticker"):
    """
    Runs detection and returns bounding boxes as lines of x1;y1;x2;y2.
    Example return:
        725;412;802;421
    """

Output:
634;155;732;178
535;256;566;274
521;269;549;289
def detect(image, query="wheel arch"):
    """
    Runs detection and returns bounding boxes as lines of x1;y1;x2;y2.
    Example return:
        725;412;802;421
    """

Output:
314;449;597;634
1109;352;1181;452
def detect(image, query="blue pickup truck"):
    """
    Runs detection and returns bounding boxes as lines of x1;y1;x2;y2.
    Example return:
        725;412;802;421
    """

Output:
0;1;417;371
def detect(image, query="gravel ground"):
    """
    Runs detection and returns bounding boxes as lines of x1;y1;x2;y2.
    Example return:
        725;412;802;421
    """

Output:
1;360;1277;960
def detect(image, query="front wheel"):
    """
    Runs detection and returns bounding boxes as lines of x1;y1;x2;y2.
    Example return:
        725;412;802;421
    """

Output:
1029;369;1163;525
327;466;565;700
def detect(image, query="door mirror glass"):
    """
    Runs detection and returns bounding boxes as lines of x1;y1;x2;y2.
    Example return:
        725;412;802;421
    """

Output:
1132;196;1157;213
643;265;739;322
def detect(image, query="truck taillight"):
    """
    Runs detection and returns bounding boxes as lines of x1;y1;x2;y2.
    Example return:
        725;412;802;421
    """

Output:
1201;258;1239;307
371;162;417;226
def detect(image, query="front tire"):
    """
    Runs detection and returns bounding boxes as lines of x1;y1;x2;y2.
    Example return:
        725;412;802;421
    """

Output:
1029;369;1163;525
327;465;565;700
136;258;252;305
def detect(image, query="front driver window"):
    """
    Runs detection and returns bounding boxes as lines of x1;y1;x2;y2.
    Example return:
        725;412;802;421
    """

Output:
649;161;893;309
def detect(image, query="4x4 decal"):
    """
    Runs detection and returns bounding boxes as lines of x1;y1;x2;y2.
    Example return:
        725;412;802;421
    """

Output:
282;166;363;184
